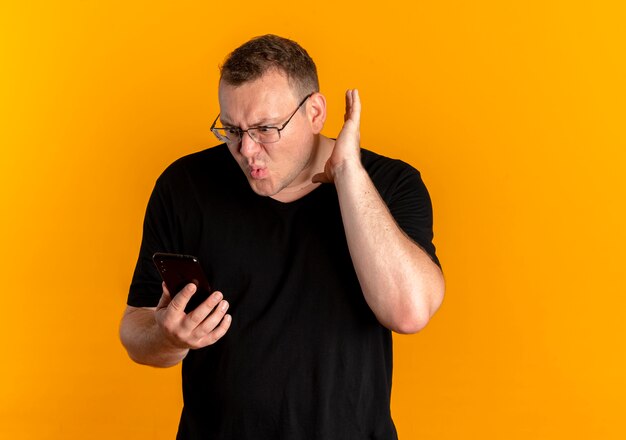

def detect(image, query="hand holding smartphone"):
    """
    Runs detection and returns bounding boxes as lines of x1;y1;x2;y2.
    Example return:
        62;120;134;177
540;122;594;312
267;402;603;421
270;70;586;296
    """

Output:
152;252;213;313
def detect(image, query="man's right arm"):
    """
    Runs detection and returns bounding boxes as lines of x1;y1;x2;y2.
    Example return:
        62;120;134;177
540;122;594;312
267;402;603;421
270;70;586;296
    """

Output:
120;305;189;368
120;283;232;368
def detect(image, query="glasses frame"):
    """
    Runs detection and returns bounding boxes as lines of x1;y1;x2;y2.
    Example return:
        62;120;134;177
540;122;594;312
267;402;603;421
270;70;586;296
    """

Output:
211;93;314;144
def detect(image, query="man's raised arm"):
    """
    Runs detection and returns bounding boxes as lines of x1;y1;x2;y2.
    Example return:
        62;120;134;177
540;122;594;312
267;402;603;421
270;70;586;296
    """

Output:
313;90;445;334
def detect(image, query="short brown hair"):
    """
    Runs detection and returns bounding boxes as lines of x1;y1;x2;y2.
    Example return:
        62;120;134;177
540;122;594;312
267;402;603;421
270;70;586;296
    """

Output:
220;34;319;97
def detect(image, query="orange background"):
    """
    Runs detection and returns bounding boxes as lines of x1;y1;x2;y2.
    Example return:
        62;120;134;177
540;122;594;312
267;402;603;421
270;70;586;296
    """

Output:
1;1;625;438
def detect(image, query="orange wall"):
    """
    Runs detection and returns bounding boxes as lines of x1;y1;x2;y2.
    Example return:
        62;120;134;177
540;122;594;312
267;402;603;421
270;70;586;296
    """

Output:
1;1;625;438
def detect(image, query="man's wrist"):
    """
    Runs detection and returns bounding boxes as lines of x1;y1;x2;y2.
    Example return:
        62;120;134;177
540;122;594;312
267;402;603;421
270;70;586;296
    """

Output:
331;158;366;185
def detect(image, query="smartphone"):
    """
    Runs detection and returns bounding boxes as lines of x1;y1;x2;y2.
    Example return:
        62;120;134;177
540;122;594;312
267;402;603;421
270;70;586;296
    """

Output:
152;252;212;313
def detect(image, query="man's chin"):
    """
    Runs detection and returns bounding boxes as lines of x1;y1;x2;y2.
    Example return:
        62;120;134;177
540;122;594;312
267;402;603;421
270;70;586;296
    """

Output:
247;178;279;198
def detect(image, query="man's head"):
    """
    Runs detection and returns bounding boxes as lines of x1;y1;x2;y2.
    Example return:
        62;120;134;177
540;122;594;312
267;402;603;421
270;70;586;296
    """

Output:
220;34;319;98
215;35;328;201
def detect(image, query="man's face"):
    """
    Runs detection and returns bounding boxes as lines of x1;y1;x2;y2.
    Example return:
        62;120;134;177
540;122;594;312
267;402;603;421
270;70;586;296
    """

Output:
218;70;317;199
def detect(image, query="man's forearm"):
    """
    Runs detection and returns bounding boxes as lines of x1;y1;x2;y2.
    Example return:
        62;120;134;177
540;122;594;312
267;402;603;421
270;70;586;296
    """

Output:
334;160;445;334
119;307;189;368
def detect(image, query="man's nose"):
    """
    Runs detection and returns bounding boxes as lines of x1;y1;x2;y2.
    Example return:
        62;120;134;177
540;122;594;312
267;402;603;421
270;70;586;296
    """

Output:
239;131;260;157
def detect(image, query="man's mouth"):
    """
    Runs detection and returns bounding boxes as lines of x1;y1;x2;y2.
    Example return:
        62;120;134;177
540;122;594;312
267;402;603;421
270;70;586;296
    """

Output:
249;165;268;179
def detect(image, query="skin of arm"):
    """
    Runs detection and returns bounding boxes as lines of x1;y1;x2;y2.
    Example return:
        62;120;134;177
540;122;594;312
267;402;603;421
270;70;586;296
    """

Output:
313;90;445;334
119;283;232;367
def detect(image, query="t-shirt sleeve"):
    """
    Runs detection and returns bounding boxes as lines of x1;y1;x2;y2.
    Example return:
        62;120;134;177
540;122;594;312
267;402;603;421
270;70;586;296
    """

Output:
127;173;180;307
384;164;442;270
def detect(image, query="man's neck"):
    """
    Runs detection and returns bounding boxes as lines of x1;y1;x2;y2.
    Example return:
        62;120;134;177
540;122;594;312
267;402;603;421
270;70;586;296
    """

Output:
270;135;334;203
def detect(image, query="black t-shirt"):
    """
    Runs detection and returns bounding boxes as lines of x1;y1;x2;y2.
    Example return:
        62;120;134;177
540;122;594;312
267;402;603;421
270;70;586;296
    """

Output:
128;144;440;440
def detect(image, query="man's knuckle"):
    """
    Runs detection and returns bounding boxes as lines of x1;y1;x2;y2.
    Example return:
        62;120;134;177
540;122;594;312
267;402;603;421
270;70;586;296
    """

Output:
170;329;183;341
161;320;175;333
187;312;203;325
169;300;182;312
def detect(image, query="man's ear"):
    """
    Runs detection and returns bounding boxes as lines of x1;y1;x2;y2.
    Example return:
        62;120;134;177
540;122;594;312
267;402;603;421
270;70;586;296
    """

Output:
307;92;327;134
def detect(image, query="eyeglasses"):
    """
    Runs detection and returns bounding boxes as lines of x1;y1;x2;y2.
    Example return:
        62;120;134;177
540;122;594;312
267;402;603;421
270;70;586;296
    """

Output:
211;93;313;144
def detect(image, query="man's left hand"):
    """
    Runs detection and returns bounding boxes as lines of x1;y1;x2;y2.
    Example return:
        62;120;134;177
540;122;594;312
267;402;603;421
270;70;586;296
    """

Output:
312;89;362;184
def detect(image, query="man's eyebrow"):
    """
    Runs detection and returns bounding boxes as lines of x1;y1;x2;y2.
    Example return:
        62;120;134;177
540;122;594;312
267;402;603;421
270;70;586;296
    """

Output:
218;116;235;127
219;115;282;128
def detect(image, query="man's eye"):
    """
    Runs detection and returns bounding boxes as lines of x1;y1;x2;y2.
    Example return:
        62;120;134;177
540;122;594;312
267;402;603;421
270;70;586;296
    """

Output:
225;128;239;135
257;127;273;133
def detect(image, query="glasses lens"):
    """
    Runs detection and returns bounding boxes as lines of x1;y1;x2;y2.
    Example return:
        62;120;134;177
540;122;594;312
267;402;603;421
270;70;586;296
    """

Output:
213;128;240;143
249;127;280;143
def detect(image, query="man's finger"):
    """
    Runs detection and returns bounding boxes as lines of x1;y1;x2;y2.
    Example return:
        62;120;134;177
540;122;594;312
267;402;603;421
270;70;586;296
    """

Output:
349;89;361;126
184;290;224;328
156;282;172;310
195;314;232;348
311;172;331;184
168;283;197;313
194;299;230;336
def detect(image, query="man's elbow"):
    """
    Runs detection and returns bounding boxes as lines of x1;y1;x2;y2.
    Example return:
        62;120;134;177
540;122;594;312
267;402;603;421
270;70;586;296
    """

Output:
119;326;145;365
120;336;181;368
392;284;445;334
390;309;430;334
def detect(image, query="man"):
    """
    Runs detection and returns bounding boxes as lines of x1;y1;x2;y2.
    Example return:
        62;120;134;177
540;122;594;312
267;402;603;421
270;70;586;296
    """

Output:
120;34;444;439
